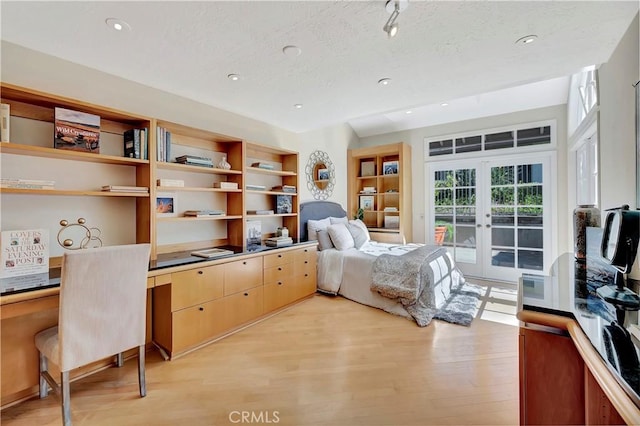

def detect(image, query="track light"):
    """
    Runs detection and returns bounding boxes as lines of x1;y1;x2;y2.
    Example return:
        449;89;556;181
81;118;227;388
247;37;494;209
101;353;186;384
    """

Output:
383;0;408;38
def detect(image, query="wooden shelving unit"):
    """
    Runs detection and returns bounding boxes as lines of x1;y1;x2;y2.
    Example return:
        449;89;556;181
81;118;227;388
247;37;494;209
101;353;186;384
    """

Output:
347;142;412;244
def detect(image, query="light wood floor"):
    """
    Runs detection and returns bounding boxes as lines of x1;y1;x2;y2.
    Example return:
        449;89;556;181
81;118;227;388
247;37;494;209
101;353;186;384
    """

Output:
1;292;519;425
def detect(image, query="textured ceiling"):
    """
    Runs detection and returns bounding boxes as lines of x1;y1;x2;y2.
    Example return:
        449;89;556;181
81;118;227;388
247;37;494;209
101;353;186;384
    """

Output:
1;1;637;136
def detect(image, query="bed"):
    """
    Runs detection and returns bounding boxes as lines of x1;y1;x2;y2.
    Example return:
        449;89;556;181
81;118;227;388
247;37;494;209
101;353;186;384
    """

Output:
300;201;465;326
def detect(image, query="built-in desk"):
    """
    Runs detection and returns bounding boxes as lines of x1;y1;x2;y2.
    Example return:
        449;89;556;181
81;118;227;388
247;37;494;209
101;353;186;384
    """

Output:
0;242;317;408
518;252;640;425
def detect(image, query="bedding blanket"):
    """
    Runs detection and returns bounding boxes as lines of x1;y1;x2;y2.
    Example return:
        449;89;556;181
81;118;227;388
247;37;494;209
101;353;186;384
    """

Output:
371;245;460;326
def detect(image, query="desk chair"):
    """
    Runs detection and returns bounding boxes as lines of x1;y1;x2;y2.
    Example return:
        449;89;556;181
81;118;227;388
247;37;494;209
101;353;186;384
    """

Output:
35;243;151;426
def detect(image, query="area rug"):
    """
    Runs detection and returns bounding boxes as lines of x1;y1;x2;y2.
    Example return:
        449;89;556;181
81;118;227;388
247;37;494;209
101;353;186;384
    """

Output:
434;281;487;326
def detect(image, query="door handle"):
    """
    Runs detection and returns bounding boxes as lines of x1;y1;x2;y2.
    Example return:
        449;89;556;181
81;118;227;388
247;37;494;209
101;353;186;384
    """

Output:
476;224;482;228
486;224;491;228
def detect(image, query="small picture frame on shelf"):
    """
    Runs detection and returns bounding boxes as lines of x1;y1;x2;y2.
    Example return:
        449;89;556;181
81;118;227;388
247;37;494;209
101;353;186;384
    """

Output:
276;194;293;214
156;194;177;217
382;160;399;175
246;220;262;247
360;161;375;177
360;195;374;211
317;168;329;181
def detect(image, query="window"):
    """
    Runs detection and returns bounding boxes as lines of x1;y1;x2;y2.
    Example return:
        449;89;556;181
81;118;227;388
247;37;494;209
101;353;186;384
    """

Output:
576;134;598;206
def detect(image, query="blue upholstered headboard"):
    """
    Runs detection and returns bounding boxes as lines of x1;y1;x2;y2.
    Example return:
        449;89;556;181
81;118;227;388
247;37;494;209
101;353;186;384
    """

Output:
299;201;347;241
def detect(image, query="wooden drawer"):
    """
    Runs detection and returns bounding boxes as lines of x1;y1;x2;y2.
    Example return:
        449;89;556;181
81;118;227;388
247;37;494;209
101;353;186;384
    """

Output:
171;265;224;311
264;263;293;284
263;250;294;268
171;298;225;353
294;246;317;264
264;278;294;312
293;271;317;300
224;286;264;329
223;257;263;295
294;257;316;277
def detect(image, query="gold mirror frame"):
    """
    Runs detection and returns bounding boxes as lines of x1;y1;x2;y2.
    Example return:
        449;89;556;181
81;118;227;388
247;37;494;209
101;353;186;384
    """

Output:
305;150;335;200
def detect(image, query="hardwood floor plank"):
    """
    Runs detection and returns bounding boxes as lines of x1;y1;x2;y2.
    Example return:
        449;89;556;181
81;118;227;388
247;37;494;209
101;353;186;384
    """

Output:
1;293;518;425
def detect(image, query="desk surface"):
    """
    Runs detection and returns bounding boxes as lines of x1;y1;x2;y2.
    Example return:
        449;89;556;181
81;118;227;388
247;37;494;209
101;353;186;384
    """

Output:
519;251;640;409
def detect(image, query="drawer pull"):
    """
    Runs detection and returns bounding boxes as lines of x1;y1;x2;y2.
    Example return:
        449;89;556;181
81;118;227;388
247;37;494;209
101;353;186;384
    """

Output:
199;307;204;311
244;292;249;296
278;267;282;271
305;273;309;277
304;249;308;252
304;260;308;264
198;271;203;275
278;282;283;285
243;261;247;265
278;254;282;258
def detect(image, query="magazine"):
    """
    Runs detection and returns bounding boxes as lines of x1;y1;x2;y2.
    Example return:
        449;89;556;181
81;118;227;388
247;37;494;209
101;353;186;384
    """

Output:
0;229;49;292
54;107;101;153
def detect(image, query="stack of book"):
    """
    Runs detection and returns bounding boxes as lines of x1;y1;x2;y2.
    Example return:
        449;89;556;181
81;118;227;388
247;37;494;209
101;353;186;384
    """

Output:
184;209;225;217
157;178;184;187
251;162;274;170
271;185;296;193
101;185;149;193
265;236;293;247
383;207;398;212
360;186;376;194
175;155;213;167
214;181;239;190
247;209;274;215
1;178;55;190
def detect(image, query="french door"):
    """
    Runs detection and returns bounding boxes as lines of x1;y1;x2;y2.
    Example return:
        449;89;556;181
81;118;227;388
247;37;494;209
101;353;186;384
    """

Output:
428;154;552;282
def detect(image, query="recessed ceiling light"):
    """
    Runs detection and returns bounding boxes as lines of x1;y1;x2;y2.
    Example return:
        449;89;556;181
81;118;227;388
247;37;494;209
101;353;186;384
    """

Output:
405;110;412;114
283;45;302;57
105;18;130;32
378;78;391;86
440;102;449;107
294;104;303;109
227;74;240;81
515;35;538;45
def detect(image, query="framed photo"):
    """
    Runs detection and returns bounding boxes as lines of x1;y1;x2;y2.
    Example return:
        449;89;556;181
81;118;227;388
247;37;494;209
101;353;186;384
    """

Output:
276;194;292;214
156;194;177;217
360;160;375;177
383;160;399;175
360;195;374;211
317;168;329;181
246;220;262;247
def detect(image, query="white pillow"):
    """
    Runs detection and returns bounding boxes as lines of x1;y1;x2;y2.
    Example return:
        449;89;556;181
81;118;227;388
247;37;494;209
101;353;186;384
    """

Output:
307;218;331;241
317;230;334;251
348;219;370;249
327;223;355;251
329;216;349;225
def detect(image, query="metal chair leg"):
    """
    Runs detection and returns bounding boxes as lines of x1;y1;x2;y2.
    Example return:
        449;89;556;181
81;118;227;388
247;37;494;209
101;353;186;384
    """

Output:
138;345;146;397
39;352;49;398
61;371;71;426
116;352;124;367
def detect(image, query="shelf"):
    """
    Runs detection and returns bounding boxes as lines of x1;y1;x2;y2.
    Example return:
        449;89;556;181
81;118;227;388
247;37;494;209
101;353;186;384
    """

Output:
157;186;242;193
368;228;401;233
0;188;149;197
245;167;296;177
246;190;297;196
157;215;243;222
157;162;242;175
0;142;149;166
246;213;297;218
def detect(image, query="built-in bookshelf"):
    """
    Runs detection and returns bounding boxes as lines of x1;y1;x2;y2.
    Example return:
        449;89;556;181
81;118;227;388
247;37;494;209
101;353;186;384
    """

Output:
347;142;412;244
0;83;300;260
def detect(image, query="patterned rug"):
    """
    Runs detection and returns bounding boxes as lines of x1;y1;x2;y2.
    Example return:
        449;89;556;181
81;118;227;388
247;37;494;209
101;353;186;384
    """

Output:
434;281;487;326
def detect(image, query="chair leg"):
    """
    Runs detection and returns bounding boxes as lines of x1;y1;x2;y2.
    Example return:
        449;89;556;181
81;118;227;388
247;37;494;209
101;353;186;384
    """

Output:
138;345;146;397
61;371;71;426
116;352;124;367
38;351;49;398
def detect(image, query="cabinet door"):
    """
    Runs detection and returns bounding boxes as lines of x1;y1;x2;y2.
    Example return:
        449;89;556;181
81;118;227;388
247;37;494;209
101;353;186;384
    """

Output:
171;265;224;311
223;257;263;295
224;286;264;329
171;298;224;353
293;271;316;301
264;278;294;312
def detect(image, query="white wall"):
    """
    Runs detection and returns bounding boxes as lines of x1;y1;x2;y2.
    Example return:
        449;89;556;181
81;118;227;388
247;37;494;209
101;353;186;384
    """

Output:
597;13;640;278
356;106;568;253
0;42;353;231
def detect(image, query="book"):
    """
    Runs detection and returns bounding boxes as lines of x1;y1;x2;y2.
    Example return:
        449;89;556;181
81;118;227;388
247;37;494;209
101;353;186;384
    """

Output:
247;209;274;215
0;103;10;142
0;229;49;282
246;220;262;246
275;194;293;214
1;178;55;190
251;162;274;170
101;185;148;192
54;107;100;153
213;182;239;190
190;248;234;259
157;178;184;187
265;236;293;247
271;185;296;193
246;184;266;191
184;210;225;217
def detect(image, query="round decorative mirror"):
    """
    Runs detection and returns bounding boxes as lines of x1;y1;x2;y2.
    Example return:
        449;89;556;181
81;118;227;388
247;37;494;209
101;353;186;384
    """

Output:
305;150;335;200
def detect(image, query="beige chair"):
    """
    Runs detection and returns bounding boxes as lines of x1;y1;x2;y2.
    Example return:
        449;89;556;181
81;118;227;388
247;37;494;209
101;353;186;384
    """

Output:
35;243;151;426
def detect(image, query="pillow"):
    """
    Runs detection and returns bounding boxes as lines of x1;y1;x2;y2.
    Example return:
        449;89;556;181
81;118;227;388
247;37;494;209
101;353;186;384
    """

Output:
327;223;355;251
317;230;334;251
329;216;349;225
307;218;331;241
347;219;370;249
